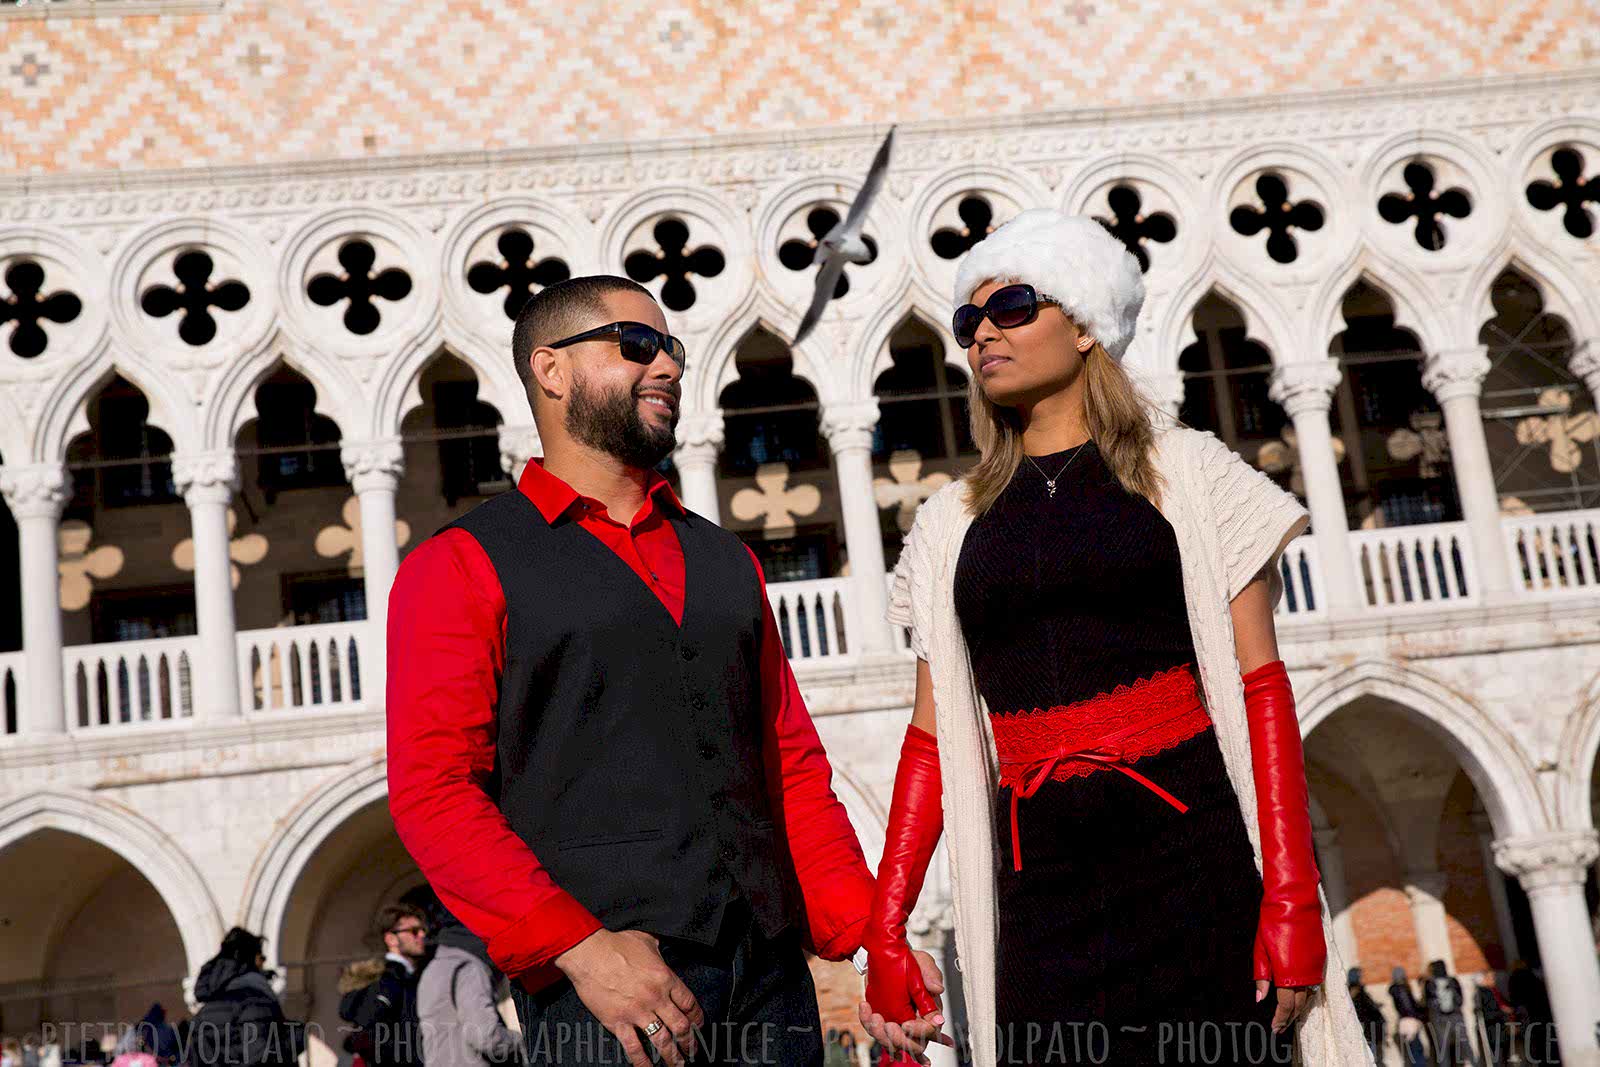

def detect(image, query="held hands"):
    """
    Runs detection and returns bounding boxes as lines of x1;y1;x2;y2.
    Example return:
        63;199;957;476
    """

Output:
554;928;703;1067
858;948;954;1065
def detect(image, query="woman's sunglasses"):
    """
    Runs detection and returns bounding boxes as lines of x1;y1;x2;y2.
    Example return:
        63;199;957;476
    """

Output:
548;321;687;370
951;283;1061;348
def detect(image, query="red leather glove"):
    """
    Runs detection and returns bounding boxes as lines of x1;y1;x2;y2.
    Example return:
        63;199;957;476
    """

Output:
1243;659;1326;989
863;724;944;1025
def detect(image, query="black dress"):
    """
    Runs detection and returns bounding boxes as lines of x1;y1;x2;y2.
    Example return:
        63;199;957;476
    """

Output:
954;441;1291;1066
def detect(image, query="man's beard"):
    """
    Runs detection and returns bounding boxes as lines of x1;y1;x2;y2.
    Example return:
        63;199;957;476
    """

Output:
565;370;678;470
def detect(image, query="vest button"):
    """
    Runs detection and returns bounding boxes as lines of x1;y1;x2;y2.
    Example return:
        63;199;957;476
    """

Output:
681;646;697;661
699;743;717;760
691;694;706;710
721;845;737;863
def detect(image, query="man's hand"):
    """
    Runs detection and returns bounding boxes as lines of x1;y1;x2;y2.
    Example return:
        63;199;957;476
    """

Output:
555;929;703;1066
858;949;954;1065
1255;978;1316;1034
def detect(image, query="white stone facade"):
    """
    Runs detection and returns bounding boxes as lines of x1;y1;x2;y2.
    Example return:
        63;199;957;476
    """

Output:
2;19;1600;1065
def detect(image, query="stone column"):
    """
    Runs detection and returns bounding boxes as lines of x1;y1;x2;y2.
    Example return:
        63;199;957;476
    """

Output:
673;414;724;524
1421;348;1513;598
1269;359;1361;612
1472;811;1521;967
1313;825;1359;970
342;439;405;696
0;463;70;734
497;423;542;484
1402;869;1456;974
172;451;243;720
1494;832;1600;1067
821;399;895;655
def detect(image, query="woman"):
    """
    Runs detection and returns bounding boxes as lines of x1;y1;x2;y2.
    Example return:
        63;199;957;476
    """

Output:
857;210;1370;1066
185;928;303;1067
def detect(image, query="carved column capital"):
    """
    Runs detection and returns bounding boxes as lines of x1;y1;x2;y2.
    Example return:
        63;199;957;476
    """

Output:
674;414;725;464
1422;346;1492;404
1269;359;1343;417
341;438;405;494
1493;830;1600;892
171;451;239;506
498;424;542;479
1570;340;1600;402
0;462;71;520
819;399;880;453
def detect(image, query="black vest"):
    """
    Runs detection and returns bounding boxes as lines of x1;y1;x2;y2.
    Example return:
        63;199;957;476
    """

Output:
444;492;796;946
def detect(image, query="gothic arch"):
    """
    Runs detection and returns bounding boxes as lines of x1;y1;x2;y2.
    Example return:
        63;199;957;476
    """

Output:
0;789;223;973
1462;246;1599;353
1308;255;1447;360
373;331;525;444
1556;667;1600;832
204;329;367;451
35;349;198;465
238;755;390;966
1297;659;1547;839
847;273;962;403
692;287;837;415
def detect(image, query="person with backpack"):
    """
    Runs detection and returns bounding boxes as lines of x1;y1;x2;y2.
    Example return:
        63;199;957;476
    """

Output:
1423;959;1471;1066
417;898;520;1067
341;905;428;1067
185;928;303;1067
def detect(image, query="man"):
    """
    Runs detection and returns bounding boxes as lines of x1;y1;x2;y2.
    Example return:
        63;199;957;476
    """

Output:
416;896;520;1067
387;276;937;1067
344;904;427;1067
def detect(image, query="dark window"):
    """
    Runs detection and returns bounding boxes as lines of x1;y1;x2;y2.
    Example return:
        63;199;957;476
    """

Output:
873;326;972;462
254;376;343;500
719;336;827;477
91;586;197;644
434;380;507;505
282;571;367;626
744;528;838;583
71;378;179;511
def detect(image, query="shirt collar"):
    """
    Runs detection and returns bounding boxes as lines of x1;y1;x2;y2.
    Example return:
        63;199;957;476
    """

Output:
517;457;683;526
384;951;415;976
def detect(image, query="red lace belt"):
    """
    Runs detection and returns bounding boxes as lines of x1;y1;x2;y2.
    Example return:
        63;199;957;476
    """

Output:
990;664;1212;871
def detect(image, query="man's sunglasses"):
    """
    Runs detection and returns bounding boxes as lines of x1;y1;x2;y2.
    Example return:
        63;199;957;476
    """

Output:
389;924;427;937
951;283;1061;348
548;321;687;369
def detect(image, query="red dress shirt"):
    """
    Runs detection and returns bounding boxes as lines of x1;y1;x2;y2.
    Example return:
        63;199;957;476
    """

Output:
386;459;875;991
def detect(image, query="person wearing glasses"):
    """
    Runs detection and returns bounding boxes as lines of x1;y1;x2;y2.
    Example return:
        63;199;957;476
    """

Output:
859;210;1372;1066
342;904;429;1067
387;276;913;1067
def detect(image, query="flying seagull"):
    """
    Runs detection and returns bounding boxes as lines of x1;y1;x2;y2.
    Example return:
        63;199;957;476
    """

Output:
791;125;895;347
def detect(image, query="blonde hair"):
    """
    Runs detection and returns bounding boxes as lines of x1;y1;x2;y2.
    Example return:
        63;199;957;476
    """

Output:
962;336;1167;515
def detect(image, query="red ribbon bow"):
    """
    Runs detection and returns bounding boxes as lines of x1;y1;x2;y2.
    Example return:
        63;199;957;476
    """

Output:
1004;715;1193;872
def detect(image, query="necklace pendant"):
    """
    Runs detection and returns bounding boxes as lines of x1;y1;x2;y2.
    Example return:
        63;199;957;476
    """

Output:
1046;481;1057;498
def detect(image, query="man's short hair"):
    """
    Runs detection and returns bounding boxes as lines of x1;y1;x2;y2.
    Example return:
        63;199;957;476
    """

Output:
511;275;655;388
372;902;426;944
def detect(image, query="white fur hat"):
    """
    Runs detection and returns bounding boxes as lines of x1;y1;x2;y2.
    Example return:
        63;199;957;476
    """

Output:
952;208;1145;361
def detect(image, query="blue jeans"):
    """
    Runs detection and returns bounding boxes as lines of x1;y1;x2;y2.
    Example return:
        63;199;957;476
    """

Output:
512;900;823;1066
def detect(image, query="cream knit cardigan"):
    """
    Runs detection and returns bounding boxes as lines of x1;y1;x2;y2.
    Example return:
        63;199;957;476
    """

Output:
886;422;1375;1067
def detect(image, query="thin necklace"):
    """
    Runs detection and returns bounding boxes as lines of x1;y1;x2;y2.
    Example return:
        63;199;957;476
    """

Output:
1023;441;1089;499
